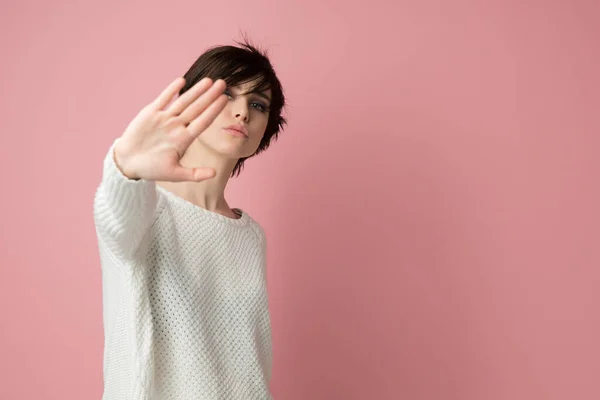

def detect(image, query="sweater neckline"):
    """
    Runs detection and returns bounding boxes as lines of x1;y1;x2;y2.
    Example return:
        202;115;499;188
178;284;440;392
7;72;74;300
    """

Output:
156;185;250;227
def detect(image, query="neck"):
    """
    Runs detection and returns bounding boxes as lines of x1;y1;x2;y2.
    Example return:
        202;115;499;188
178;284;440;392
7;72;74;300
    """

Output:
156;140;239;216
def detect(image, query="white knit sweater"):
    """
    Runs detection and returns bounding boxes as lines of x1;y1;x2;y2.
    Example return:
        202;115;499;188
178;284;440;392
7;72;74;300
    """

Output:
93;139;273;400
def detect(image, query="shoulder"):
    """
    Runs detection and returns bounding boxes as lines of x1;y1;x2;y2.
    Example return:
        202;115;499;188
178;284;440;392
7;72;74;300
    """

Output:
242;211;267;248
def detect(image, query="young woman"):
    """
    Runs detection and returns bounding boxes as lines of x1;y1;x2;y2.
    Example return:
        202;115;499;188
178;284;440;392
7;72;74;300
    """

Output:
93;40;286;400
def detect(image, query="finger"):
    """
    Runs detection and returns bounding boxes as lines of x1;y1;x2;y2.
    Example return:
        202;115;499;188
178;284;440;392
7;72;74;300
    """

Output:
168;165;216;182
166;77;213;117
152;77;186;110
186;93;228;138
178;79;227;123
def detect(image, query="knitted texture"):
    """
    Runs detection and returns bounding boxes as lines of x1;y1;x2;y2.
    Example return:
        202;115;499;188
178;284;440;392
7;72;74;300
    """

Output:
93;139;273;400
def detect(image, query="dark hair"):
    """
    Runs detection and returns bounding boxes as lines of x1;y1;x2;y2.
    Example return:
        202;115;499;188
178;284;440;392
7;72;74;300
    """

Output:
180;37;287;177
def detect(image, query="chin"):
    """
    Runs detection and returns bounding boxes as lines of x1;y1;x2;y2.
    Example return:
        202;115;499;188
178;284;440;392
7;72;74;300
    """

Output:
199;136;255;160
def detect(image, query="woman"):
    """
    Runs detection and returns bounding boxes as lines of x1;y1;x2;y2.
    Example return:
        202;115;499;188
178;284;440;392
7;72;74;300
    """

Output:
93;40;287;400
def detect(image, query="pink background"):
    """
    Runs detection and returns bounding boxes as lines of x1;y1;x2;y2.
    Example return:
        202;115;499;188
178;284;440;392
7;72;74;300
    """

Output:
1;0;599;399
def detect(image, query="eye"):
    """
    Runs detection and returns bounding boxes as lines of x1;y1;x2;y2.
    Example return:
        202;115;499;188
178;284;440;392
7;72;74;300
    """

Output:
223;90;234;99
250;101;268;113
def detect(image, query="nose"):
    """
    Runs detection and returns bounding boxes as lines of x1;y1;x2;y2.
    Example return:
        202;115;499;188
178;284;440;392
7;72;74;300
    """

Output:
233;99;249;122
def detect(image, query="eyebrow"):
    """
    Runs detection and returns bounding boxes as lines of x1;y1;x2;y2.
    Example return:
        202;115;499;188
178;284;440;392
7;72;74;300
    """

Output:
230;85;272;105
250;90;271;103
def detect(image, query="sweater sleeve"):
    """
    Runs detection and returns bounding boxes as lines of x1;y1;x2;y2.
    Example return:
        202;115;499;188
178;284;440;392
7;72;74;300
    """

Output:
93;138;159;261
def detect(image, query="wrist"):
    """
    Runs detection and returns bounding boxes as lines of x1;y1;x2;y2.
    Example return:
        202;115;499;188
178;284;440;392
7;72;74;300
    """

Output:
113;139;140;181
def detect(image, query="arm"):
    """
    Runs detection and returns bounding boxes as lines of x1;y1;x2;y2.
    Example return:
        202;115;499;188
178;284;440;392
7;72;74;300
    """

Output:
93;138;159;261
92;76;228;260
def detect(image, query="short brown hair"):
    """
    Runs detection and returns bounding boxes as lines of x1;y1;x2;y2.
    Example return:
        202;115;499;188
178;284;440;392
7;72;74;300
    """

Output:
180;38;287;177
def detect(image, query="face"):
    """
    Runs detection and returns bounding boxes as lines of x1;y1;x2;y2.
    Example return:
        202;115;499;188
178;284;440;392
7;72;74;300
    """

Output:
197;78;271;160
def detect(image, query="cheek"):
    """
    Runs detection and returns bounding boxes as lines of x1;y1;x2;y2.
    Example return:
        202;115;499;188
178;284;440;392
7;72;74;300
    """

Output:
251;128;267;147
248;132;265;150
250;114;269;137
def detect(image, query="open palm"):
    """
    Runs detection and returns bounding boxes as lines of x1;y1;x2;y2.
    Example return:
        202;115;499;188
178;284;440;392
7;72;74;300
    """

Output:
114;77;228;182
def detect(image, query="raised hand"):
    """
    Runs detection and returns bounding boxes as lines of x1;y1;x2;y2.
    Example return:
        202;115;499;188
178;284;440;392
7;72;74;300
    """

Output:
113;77;228;182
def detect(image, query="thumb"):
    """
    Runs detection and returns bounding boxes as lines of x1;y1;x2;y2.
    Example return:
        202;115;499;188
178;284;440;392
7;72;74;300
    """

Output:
169;166;216;182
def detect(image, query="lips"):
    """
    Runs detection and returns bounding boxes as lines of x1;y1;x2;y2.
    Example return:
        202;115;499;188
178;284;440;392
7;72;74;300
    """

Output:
224;124;248;137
